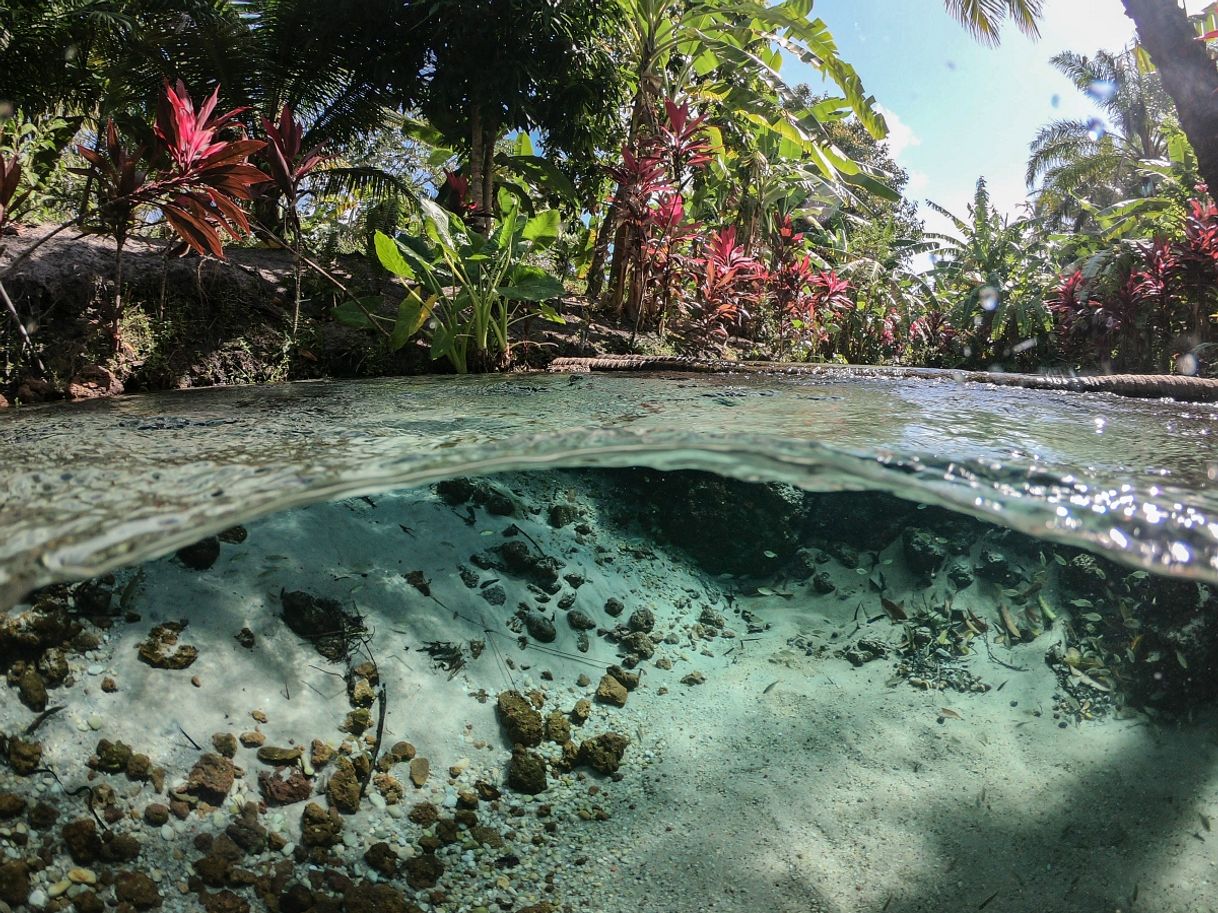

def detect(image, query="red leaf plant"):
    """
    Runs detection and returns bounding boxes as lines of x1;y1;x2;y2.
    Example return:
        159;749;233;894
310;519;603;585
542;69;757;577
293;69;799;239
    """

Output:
676;225;766;354
76;81;267;348
0;151;28;233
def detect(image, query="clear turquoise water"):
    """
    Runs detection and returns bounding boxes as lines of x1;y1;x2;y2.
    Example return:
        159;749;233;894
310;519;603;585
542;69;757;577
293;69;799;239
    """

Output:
1;371;1216;607
3;373;1218;913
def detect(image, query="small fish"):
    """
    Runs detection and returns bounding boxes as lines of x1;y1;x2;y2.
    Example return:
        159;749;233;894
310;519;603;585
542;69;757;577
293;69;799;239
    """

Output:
763;550;777;559
1201;813;1212;832
763;680;779;694
939;707;962;720
978;889;1000;910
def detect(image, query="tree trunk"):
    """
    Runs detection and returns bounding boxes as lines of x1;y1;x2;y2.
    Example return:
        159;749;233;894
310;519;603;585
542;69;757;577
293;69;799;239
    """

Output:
469;108;487;233
1122;0;1218;199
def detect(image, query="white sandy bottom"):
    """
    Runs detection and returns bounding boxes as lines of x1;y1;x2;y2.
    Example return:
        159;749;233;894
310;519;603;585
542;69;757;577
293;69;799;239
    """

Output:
3;471;1217;913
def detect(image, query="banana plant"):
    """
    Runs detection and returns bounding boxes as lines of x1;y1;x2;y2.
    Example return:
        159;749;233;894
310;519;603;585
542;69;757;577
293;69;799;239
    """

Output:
342;193;565;373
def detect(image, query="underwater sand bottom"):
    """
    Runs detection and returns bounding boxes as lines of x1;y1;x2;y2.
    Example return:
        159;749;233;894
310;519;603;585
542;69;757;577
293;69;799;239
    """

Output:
1;473;1216;913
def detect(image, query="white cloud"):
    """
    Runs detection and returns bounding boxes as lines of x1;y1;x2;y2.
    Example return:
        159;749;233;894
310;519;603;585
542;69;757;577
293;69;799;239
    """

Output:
876;104;921;161
906;170;930;195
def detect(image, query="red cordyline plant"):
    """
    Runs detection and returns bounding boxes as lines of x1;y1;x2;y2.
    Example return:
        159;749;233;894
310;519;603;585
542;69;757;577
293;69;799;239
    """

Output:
0;152;27;233
675;225;766;355
607;97;714;327
259;104;328;335
76;81;267;349
0;144;46;375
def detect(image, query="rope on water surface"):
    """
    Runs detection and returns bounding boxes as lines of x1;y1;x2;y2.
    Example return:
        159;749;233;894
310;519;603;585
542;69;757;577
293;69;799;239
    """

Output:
545;356;1218;403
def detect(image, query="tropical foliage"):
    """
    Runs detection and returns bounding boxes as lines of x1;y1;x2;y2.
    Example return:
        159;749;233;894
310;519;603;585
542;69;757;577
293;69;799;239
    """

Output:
0;0;1216;386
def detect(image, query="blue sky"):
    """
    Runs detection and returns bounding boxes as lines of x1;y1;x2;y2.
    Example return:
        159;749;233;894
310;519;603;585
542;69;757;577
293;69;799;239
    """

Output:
789;0;1201;236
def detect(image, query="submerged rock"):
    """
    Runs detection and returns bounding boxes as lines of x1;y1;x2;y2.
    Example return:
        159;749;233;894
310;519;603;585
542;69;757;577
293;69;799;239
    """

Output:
176;536;220;571
186;753;237;803
611;469;809;574
300;802;342;847
595;674;628;707
507;747;547;795
577;733;630;774
136;621;198;670
497;691;544;747
280;590;364;662
904;529;948;579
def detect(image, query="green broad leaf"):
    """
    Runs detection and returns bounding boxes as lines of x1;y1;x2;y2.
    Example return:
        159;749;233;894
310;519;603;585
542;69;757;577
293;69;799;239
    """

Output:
419;198;456;250
522;210;561;245
498;154;578;204
692;49;719;76
388;294;435;351
373;231;414;279
843;171;900;202
499;274;565;301
536;302;566;324
512;132;534;157
333;298;378;329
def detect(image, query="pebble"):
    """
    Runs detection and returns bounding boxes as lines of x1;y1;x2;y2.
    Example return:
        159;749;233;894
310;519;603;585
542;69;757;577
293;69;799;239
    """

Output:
87;714;103;730
28;889;47;908
48;881;71;899
67;868;97;885
86;664;105;676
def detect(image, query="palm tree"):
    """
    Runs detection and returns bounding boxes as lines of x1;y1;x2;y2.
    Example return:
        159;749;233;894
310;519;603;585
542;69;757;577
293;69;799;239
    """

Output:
927;178;1054;364
941;0;1044;44
1026;49;1175;229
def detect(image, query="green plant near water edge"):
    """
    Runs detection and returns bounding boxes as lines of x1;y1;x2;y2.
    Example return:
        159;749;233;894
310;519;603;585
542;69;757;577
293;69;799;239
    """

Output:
343;194;565;373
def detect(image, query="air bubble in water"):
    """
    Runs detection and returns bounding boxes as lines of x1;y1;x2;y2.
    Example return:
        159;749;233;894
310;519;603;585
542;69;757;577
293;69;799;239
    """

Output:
979;287;999;312
1086;118;1107;142
1177;353;1198;376
1088;79;1118;103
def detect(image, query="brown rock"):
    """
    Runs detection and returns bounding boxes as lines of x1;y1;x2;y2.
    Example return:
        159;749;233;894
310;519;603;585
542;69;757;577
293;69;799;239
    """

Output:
256;745;302;765
325;757;361;813
15;377;57;403
28;801;58;830
186;753;238;802
408;802;439;826
0;793;25;819
571;698;591;725
364;842;399;877
386;741;414;763
16;667;48;711
544;711;571;744
577;733;631;774
101;832;142;863
403;854;444;890
346;881;412;913
0;859;30;906
310;739;335;768
506;747;547;795
496;690;544;747
211;733;238;758
114;870;161;909
239;730;265;749
200;890;249;913
408;756;429;788
8;737;42;775
595;674;627;707
144;804;170;826
258;767;313;806
299;802;341;847
66;364;123;400
176;537;221;571
101;675;118;692
62;818;102;864
136;621;198;670
373;773;403;805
